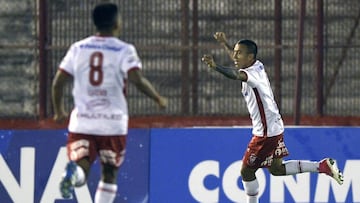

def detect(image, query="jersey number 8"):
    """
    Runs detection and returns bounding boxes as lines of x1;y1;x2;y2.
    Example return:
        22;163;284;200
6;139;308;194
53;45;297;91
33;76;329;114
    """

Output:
89;52;104;86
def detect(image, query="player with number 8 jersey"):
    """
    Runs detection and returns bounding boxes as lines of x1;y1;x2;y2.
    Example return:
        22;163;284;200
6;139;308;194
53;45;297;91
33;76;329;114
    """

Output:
60;35;142;135
51;3;167;203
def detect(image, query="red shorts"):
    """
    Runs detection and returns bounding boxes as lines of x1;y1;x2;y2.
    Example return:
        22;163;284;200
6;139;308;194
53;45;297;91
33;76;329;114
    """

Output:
242;134;289;169
66;132;126;168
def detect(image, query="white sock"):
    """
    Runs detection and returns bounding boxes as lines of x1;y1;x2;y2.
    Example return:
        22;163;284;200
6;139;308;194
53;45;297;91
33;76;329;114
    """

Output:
242;179;259;203
74;165;86;186
284;160;319;175
94;181;117;203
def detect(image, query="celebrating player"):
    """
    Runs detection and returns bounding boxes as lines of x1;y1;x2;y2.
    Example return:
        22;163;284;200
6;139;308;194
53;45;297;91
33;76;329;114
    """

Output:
202;32;344;203
51;3;167;203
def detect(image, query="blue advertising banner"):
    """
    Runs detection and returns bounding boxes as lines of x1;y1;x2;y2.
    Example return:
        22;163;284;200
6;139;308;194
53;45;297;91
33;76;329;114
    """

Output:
1;127;360;203
0;129;150;203
149;127;360;203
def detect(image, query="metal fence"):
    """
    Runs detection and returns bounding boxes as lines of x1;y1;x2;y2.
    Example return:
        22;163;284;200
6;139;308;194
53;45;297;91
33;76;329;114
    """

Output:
0;0;359;119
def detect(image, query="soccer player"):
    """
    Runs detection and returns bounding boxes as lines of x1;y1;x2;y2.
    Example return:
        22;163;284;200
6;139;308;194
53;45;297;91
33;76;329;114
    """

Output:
51;3;167;203
201;32;344;203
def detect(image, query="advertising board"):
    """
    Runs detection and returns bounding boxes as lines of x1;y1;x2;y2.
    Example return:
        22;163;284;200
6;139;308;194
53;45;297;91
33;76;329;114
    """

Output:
149;127;360;203
1;127;359;202
0;129;149;203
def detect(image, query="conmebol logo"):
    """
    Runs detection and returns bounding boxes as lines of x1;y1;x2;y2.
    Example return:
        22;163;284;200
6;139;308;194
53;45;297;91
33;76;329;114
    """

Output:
188;160;360;203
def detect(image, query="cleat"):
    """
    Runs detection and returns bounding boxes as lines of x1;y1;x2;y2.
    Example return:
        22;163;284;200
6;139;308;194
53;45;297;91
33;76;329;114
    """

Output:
319;158;344;185
60;161;77;198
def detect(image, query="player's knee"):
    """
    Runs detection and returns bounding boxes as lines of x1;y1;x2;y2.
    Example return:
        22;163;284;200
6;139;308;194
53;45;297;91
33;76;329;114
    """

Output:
268;164;285;176
99;149;123;166
77;158;91;176
241;166;256;181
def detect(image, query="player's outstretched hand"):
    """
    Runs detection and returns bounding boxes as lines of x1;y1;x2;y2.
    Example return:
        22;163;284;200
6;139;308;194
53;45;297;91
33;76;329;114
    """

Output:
213;32;227;44
201;54;216;69
157;96;168;109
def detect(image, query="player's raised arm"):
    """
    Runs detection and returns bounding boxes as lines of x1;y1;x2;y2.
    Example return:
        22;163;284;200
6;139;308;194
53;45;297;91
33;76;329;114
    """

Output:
201;54;246;81
128;69;167;108
214;32;234;60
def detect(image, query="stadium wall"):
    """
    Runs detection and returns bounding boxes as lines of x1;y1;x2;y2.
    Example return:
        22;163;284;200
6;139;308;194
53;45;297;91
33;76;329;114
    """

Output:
1;0;360;119
0;127;359;203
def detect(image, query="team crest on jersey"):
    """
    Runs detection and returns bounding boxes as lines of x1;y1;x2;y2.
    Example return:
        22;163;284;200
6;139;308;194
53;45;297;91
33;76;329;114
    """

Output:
248;153;257;166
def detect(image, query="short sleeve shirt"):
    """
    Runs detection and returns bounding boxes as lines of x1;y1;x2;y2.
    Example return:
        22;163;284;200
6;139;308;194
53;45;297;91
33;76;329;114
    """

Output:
240;60;284;137
59;36;142;135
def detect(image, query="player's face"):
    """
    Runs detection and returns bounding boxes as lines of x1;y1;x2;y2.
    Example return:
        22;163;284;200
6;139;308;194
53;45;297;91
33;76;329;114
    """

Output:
233;44;253;69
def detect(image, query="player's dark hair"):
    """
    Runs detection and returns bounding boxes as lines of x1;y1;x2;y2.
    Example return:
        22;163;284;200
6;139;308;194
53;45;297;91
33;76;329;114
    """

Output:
92;3;119;31
237;39;257;59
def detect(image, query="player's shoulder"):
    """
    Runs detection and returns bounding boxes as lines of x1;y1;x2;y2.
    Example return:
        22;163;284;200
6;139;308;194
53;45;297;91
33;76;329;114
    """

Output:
102;37;137;53
67;36;138;56
68;36;94;50
248;60;265;72
74;36;93;45
116;39;137;51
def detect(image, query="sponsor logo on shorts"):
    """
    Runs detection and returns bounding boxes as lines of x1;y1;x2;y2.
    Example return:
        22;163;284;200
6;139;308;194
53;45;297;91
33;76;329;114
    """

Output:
248;153;257;166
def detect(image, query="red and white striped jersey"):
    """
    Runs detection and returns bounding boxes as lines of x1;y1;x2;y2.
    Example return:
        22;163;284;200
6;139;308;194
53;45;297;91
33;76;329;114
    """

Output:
59;36;142;136
240;60;284;137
